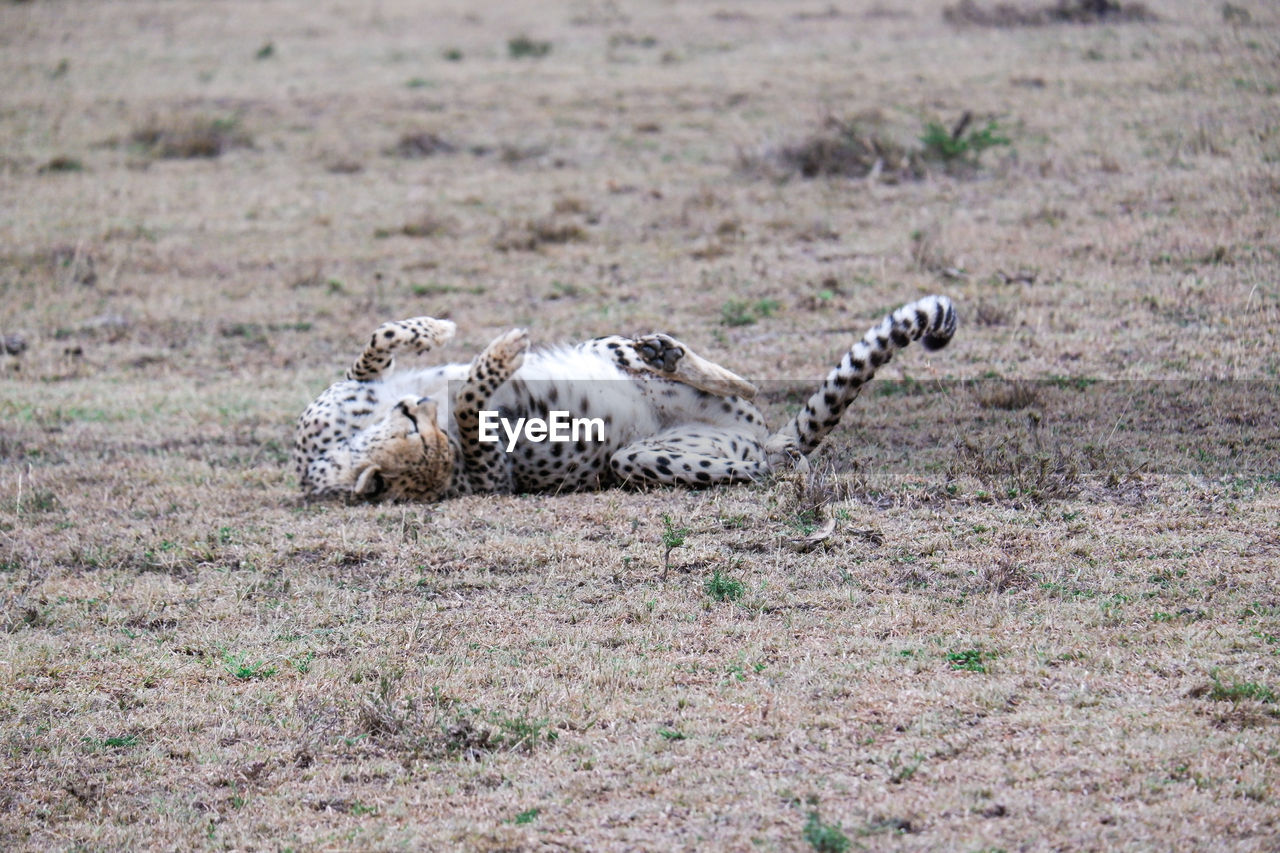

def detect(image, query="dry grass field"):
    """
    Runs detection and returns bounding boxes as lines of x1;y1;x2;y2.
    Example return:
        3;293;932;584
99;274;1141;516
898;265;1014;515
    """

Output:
2;0;1279;849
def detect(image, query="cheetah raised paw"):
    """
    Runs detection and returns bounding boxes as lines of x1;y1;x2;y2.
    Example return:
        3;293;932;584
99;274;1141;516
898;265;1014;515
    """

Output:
630;333;756;399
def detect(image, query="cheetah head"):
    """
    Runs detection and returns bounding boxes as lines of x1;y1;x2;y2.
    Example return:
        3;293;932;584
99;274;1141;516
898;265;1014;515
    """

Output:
300;397;454;502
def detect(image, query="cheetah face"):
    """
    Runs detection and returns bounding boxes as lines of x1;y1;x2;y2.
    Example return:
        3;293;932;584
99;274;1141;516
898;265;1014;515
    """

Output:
303;397;454;502
350;397;454;502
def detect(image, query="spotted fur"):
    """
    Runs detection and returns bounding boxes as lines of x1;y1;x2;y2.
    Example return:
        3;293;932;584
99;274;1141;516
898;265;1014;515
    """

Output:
293;295;957;501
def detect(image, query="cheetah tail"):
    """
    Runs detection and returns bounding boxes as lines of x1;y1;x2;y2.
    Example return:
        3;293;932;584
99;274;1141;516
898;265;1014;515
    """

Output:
764;295;957;463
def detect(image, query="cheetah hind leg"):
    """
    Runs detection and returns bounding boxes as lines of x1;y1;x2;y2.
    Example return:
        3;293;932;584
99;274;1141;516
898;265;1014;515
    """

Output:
452;328;529;494
347;316;457;382
609;426;767;489
625;333;757;399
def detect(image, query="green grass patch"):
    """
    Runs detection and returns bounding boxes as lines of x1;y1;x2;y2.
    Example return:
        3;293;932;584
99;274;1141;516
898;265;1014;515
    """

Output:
705;570;745;602
947;648;988;673
1209;675;1276;704
803;810;851;853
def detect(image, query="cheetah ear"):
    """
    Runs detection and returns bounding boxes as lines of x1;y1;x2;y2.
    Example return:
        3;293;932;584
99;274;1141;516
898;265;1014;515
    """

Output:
353;466;386;497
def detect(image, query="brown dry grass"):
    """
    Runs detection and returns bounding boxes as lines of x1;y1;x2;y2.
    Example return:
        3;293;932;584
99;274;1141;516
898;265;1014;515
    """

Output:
2;0;1279;849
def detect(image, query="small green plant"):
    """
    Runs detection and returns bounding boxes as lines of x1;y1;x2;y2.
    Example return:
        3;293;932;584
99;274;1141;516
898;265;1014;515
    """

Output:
409;281;486;297
661;513;690;577
16;488;61;514
947;648;987;673
254;41;275;60
803;810;851;853
513;807;540;825
433;707;558;755
721;300;754;326
657;727;686;741
705;570;745;602
222;649;277;680
493;711;557;746
442;47;464;62
721;298;781;327
1208;675;1276;704
887;751;925;783
83;734;139;751
508;35;552;58
788;508;822;536
754;298;780;317
920;113;1010;167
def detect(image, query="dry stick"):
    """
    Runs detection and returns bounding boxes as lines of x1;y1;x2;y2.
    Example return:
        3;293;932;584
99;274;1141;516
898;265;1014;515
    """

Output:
1100;392;1134;455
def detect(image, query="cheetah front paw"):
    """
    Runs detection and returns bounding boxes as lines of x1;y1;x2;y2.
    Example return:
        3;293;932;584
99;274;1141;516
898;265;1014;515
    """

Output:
633;334;756;400
483;327;530;372
399;317;457;354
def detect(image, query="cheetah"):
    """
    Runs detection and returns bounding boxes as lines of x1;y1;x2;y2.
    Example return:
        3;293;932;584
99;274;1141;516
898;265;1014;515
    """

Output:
293;295;957;502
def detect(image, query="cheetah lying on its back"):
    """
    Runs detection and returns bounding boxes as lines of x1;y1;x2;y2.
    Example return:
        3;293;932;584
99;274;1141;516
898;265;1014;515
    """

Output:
294;295;957;502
